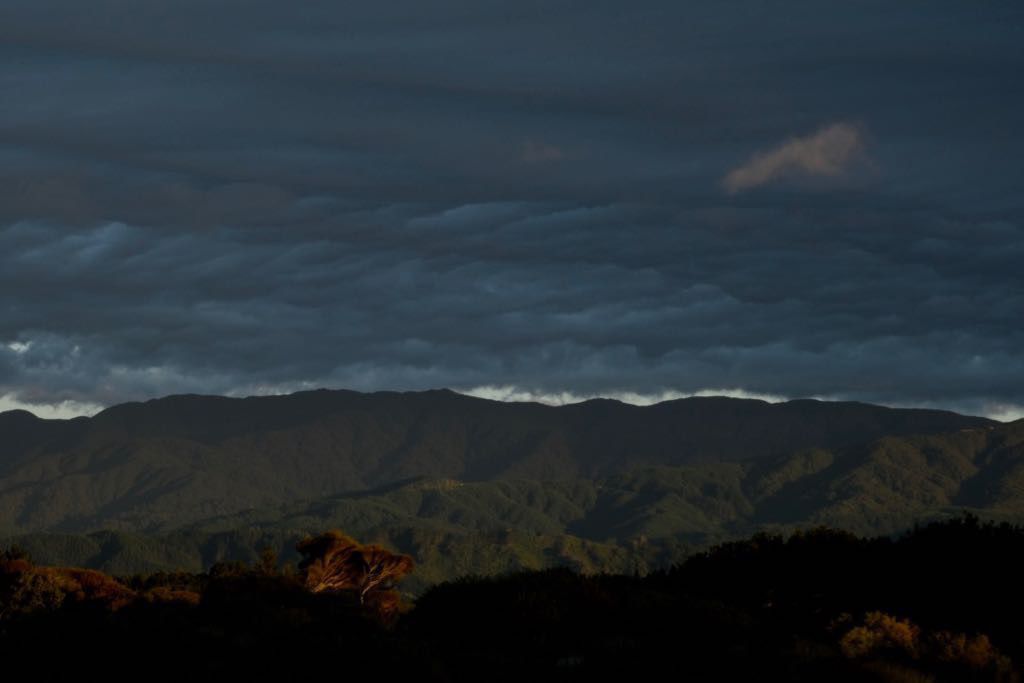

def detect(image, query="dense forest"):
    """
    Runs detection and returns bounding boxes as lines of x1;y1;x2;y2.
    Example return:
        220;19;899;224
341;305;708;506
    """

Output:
0;390;992;534
2;517;1021;682
4;390;1023;587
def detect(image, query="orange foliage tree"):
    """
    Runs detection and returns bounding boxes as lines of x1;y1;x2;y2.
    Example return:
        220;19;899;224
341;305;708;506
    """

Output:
296;531;413;603
840;611;1015;676
1;554;136;617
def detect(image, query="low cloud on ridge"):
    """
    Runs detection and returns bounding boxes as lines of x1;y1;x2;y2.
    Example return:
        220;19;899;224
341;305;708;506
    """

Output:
458;386;789;406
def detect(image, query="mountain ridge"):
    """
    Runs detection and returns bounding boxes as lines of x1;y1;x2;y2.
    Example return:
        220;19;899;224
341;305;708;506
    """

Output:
0;387;998;424
0;388;996;536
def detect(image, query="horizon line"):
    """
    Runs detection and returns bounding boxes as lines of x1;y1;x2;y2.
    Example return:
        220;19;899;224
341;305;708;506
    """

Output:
2;385;1020;423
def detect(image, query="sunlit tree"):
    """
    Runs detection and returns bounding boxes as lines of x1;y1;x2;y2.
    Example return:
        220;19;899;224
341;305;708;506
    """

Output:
296;531;413;603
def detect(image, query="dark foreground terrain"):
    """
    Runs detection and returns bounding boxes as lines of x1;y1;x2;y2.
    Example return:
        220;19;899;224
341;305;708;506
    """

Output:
2;516;1021;682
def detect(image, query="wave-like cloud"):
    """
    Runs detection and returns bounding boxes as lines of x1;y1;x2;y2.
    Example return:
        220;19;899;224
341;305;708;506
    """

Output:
1;2;1022;420
2;204;1023;421
724;123;867;194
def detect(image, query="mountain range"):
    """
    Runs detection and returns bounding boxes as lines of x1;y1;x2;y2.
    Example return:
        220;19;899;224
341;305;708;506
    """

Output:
2;388;1019;586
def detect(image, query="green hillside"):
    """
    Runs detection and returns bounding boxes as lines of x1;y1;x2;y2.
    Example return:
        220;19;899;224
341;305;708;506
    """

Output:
6;417;1024;588
0;389;992;534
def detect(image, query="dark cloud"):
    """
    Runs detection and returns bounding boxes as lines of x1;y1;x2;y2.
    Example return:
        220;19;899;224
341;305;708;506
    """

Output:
1;1;1022;418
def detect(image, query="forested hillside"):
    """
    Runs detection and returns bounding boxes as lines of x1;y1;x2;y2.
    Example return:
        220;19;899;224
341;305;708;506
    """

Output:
0;389;993;535
5;409;1023;587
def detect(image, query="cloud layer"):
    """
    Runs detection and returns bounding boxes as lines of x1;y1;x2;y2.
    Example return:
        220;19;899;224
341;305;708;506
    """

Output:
1;1;1023;419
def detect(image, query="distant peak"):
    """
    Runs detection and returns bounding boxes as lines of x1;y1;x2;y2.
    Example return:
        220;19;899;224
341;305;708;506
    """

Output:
0;408;40;420
419;388;460;396
568;397;628;407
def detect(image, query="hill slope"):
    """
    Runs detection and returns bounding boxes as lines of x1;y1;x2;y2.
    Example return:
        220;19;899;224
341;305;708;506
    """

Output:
8;418;1023;587
0;389;993;533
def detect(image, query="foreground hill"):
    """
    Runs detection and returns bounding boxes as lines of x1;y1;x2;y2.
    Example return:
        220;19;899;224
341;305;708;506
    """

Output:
4;519;1023;682
0;389;993;534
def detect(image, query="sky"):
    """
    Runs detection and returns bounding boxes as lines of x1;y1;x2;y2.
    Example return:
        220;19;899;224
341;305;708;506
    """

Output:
1;1;1023;420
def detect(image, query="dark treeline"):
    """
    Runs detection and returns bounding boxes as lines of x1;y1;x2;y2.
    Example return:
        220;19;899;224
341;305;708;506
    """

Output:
1;516;1021;682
